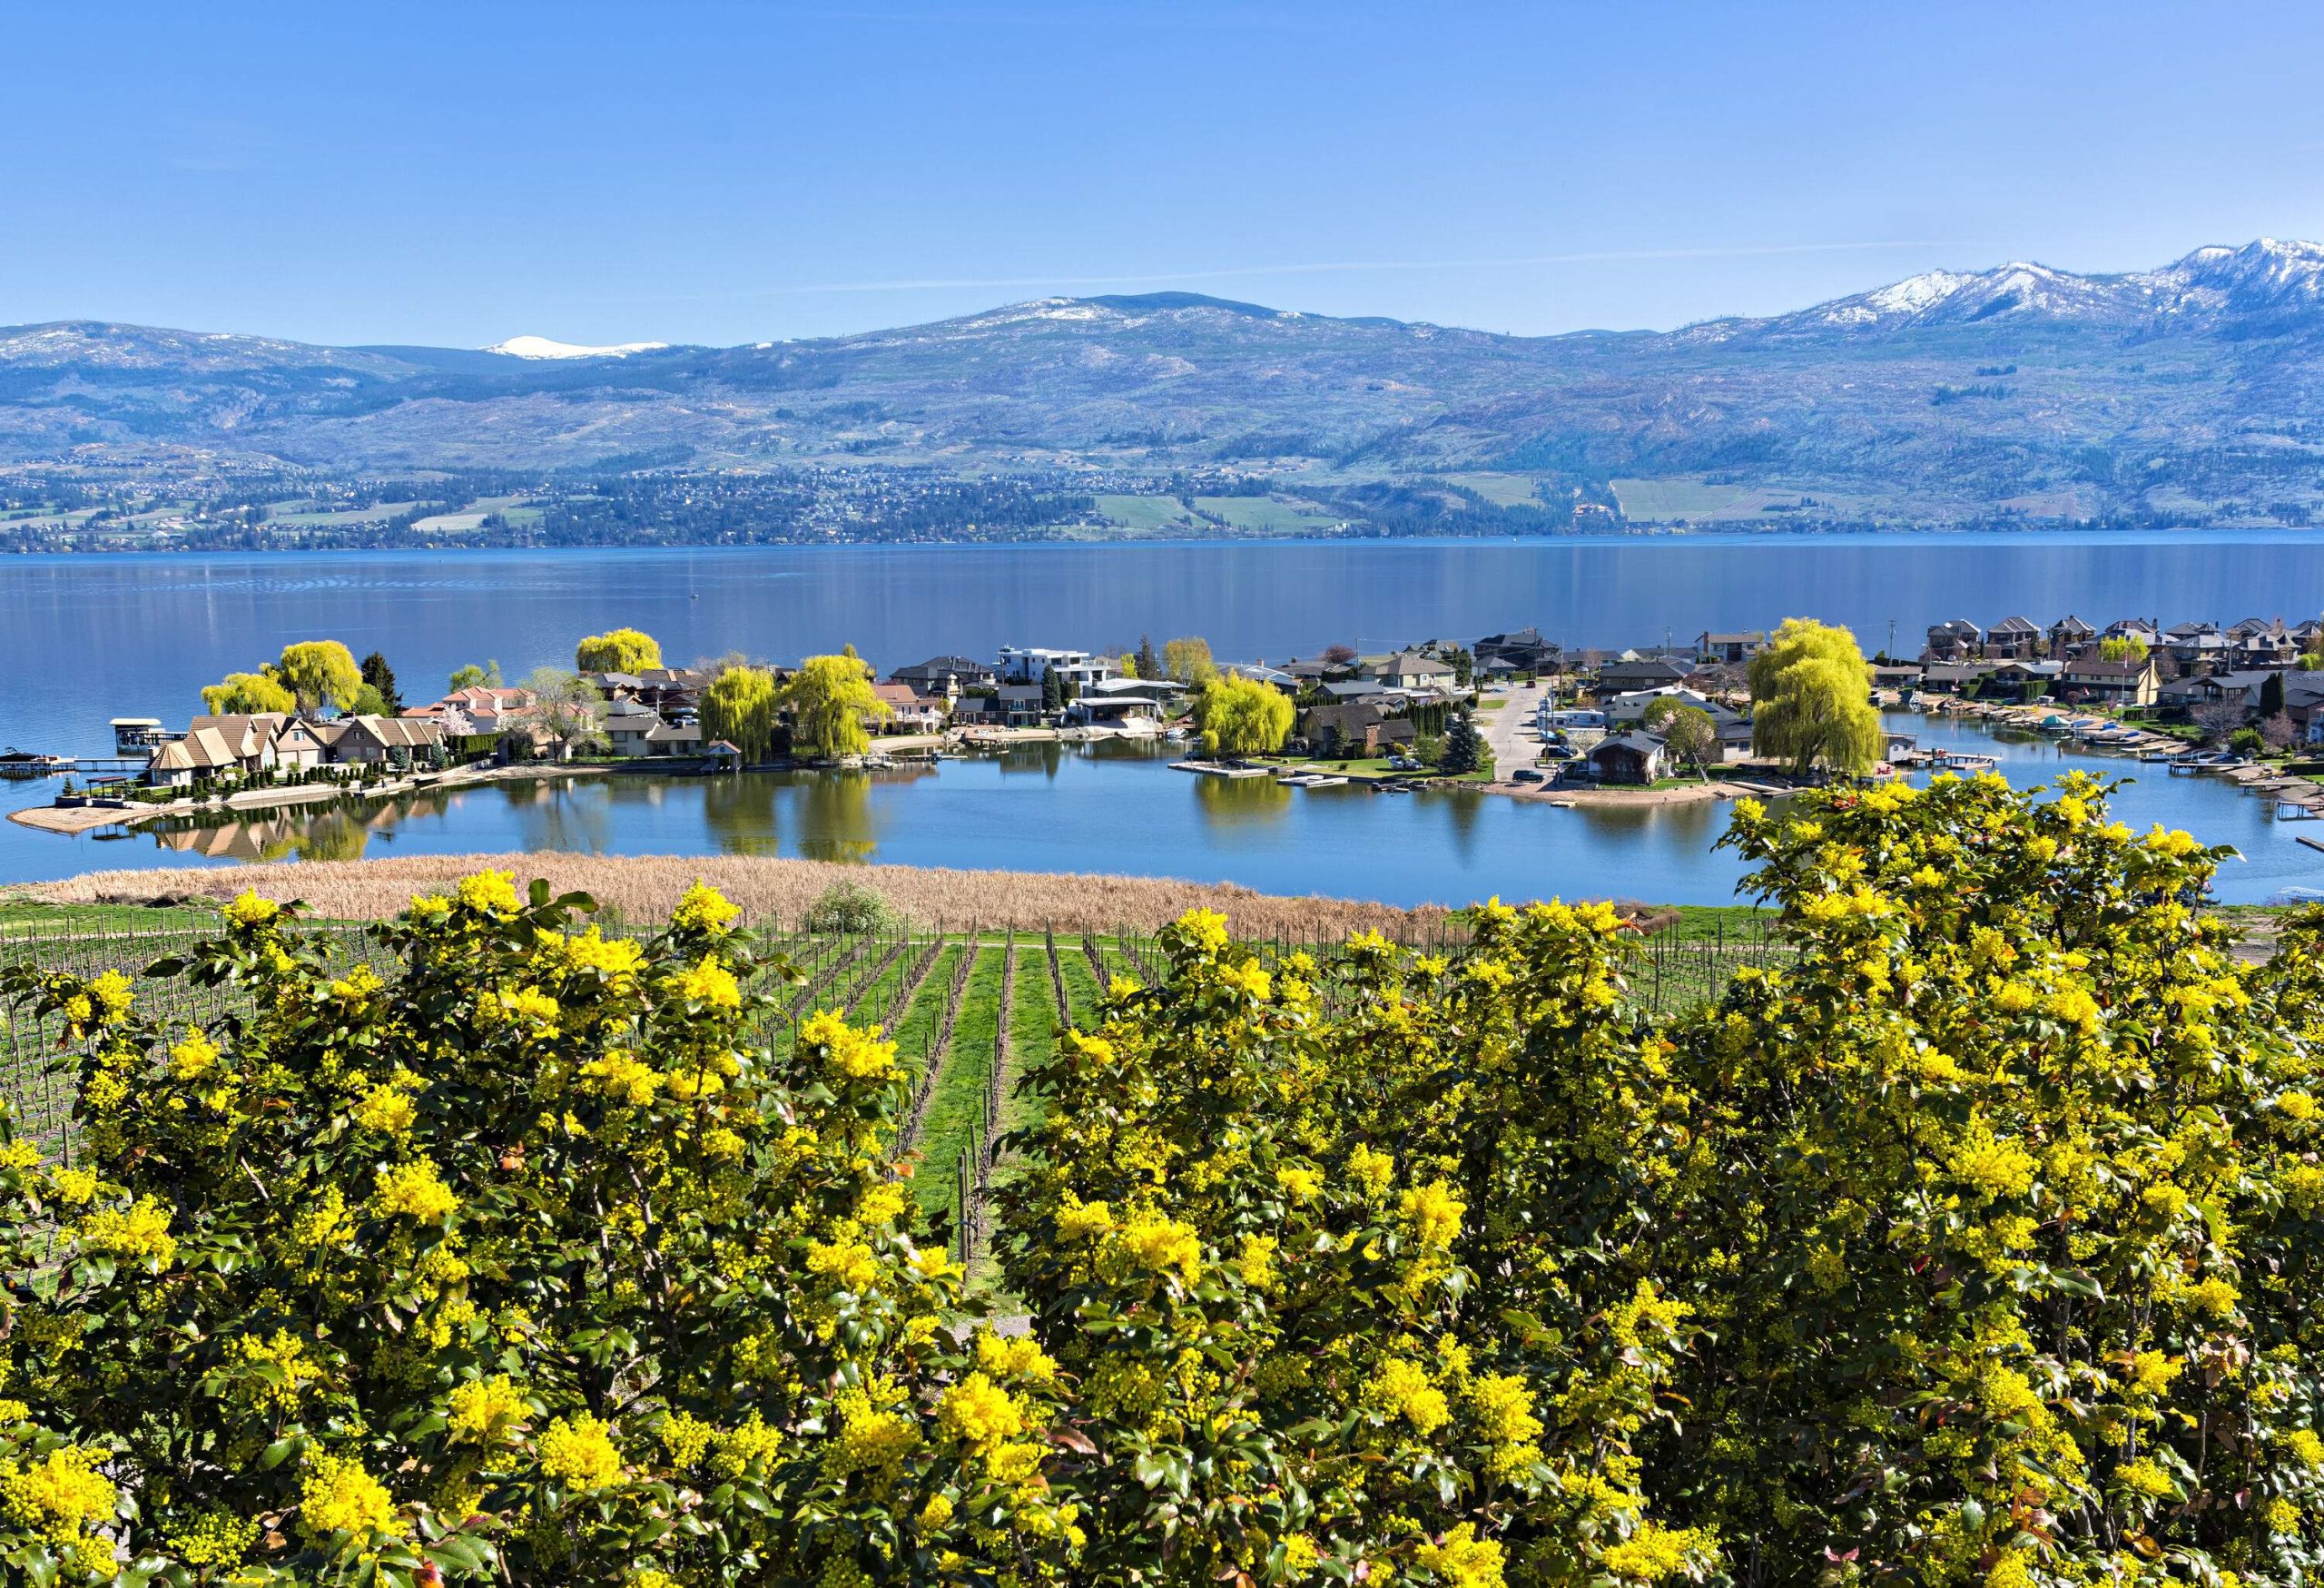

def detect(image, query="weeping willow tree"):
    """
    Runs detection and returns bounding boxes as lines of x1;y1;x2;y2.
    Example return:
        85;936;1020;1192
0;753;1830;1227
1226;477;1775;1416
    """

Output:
1748;616;1882;775
701;665;781;764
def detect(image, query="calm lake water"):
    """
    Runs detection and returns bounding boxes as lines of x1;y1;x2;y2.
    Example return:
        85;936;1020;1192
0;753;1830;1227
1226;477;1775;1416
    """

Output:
1;716;2314;906
3;535;2323;903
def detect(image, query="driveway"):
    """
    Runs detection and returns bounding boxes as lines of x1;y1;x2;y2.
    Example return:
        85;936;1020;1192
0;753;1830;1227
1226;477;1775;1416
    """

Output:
1476;680;1551;776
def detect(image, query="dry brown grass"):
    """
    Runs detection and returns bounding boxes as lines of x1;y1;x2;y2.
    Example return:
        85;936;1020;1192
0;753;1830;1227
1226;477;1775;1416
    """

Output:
15;854;1465;940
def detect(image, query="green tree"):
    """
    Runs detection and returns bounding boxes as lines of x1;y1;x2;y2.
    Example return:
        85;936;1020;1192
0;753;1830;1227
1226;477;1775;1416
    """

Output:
1112;652;1138;680
199;670;296;716
359;650;403;714
1647;700;1718;771
275;640;364;713
1163;636;1218;685
520;666;607;760
1747;617;1880;775
1440;708;1492;775
350;682;391;718
701;665;782;764
1041;668;1065;714
2261;668;2286;717
575;627;663;674
448;659;503;693
782;653;887;759
1136;634;1160;683
2098;634;2150;663
1191;674;1293;758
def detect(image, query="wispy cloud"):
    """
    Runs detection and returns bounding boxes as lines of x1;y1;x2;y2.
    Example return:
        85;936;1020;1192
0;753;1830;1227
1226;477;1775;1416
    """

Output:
726;240;1962;300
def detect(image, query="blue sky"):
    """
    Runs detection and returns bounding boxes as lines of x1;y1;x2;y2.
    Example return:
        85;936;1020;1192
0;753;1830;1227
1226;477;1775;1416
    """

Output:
6;2;2323;348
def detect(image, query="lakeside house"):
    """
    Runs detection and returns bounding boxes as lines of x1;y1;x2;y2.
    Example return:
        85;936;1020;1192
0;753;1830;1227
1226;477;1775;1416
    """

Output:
144;713;445;787
891;656;999;698
1588;732;1669;784
872;683;947;735
998;647;1115;690
1365;651;1458;691
1474;626;1559;672
2057;655;2161;706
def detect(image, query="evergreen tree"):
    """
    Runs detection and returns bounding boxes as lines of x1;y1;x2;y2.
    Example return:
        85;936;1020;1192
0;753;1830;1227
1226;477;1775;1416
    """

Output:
359;651;402;715
1042;667;1065;713
1136;634;1160;683
2261;668;2285;718
1441;708;1491;775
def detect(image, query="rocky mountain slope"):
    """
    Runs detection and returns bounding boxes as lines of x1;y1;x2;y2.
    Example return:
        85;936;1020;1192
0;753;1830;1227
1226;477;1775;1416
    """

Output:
8;240;2324;527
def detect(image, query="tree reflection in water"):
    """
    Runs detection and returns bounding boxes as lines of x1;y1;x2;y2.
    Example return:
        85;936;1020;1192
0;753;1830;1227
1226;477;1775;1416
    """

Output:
1192;774;1292;826
793;772;880;863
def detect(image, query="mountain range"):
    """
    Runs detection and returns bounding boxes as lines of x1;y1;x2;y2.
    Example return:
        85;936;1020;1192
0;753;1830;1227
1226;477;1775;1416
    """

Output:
10;239;2324;529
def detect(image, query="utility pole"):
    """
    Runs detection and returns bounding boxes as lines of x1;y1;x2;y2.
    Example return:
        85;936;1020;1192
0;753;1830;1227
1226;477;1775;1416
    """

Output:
1888;617;1897;660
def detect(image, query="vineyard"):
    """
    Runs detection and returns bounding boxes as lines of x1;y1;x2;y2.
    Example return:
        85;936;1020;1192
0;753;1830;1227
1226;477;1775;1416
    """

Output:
0;902;1787;1269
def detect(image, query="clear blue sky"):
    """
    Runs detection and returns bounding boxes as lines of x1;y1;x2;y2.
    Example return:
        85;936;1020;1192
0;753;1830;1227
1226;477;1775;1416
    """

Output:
6;2;2323;349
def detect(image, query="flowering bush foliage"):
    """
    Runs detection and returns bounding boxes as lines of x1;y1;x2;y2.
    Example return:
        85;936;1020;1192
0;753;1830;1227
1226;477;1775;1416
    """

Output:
5;770;2324;1588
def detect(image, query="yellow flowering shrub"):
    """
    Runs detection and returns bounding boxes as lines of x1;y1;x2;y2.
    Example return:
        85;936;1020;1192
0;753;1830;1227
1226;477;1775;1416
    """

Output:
4;781;2323;1588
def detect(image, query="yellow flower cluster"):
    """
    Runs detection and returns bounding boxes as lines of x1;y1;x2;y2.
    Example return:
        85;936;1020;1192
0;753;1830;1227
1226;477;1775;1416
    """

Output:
1110;1210;1204;1285
539;1412;625;1490
580;1051;663;1107
222;889;281;929
940;1372;1026;1451
76;1195;177;1266
298;1452;397;1542
668;956;742;1012
671;879;743;934
0;1444;118;1550
454;870;524;916
372;1159;458;1223
799;1007;899;1080
447;1375;528;1445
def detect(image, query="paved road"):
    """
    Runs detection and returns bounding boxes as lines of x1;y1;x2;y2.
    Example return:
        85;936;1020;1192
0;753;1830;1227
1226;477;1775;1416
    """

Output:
1477;681;1551;777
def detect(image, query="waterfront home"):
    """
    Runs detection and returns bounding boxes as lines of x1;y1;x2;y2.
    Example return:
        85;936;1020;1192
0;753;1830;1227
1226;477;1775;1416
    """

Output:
871;683;946;735
1919;661;1999;695
1366;651;1457;691
1871;663;1925;693
2058;655;2161;707
1303;701;1417;756
1073;677;1179;728
2047;615;2097;656
2280;677;2324;741
1984;659;2065;695
189;714;330;773
2163;624;2232;675
602;697;665;757
145;725;255;788
634;667;711;713
2159;669;2275;712
993;684;1049;727
997;647;1115;690
1984;616;2043;659
1593;658;1691;693
645;721;703;757
1588;732;1669;784
1696;630;1768;665
891;656;999;698
318;715;445;766
1474;626;1559;672
1925;618;1983;661
2231;621;2298;670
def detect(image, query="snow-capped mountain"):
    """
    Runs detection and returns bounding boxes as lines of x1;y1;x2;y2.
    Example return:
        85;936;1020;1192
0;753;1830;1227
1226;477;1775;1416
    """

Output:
1720;239;2324;338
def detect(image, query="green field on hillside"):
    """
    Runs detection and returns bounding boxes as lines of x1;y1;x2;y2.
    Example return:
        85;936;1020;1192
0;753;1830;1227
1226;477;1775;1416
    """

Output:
1194;495;1342;533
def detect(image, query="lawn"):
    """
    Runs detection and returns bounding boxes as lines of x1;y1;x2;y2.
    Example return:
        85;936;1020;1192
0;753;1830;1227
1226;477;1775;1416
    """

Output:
912;945;1005;1222
1443;471;1548;508
1094;493;1200;532
1193;495;1343;534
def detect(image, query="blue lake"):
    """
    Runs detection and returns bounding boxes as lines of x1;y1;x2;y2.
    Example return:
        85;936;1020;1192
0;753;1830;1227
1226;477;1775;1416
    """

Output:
2;535;2322;903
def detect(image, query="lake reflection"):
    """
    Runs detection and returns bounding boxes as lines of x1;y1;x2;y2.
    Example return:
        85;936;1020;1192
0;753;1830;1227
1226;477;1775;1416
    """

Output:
15;713;2319;907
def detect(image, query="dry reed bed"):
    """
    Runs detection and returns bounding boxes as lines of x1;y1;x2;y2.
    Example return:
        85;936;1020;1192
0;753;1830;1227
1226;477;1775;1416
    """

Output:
14;853;1462;939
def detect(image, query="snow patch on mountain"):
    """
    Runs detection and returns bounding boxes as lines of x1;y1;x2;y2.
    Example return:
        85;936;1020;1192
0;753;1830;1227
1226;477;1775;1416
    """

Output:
487;335;668;360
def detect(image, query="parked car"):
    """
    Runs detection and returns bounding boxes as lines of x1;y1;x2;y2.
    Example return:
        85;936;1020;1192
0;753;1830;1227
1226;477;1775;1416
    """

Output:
1512;767;1547;783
